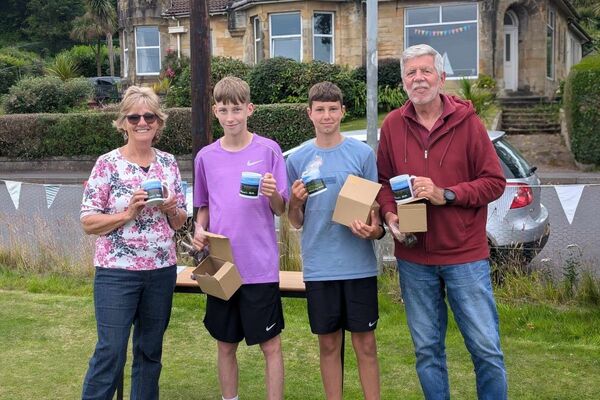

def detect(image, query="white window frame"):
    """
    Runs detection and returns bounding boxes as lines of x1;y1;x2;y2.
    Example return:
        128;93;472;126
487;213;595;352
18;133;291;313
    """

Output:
404;3;479;80
123;31;129;78
313;12;334;63
253;17;263;64
546;8;555;80
135;26;161;76
269;12;303;61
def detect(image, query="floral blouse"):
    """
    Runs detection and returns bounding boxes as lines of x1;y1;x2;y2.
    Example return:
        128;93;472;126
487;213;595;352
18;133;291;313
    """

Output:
81;148;186;270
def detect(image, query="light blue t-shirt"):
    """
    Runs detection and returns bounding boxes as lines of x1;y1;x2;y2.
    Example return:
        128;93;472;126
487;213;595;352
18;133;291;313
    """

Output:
286;137;378;281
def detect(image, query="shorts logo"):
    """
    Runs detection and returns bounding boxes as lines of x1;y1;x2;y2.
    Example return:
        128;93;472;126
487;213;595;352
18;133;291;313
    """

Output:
247;159;263;166
368;320;378;327
266;323;276;331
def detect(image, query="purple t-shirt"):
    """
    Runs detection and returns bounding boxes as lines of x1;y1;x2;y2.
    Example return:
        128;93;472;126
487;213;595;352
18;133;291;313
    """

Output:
194;134;288;284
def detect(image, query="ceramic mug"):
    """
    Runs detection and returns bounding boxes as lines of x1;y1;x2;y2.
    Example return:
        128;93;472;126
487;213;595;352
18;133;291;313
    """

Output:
240;171;262;198
301;169;327;197
390;174;416;203
142;179;165;206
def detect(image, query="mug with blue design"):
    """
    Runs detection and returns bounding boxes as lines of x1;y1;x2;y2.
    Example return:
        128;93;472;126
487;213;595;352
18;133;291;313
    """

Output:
390;174;416;204
301;169;327;197
240;172;262;198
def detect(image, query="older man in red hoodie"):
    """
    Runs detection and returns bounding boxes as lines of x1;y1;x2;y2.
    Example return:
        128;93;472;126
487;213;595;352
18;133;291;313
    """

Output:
377;44;508;400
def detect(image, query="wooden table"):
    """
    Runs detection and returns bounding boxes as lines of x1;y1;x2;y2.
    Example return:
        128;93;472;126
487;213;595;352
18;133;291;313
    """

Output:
174;267;306;297
115;267;306;400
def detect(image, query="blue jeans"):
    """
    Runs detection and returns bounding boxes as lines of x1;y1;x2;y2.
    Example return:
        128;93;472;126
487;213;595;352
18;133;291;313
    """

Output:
82;266;177;400
397;259;507;400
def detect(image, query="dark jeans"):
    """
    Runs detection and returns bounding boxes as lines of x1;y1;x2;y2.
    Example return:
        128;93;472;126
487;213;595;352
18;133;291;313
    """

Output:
82;265;177;400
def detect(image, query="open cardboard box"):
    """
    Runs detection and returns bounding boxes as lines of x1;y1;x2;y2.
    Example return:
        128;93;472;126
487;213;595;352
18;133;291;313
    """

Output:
332;175;382;227
397;199;427;232
192;232;242;300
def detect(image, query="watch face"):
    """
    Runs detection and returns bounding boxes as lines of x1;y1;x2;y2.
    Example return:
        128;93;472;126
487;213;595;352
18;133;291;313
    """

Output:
444;189;456;202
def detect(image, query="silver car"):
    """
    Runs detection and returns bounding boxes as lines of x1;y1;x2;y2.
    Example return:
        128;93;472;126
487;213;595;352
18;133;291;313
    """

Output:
282;129;550;265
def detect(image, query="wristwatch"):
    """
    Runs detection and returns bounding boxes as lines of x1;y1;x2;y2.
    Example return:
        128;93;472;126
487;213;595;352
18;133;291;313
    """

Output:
443;189;456;205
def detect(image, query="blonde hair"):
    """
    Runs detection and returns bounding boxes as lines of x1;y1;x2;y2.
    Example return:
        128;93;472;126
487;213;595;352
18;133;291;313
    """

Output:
112;86;168;144
213;76;251;105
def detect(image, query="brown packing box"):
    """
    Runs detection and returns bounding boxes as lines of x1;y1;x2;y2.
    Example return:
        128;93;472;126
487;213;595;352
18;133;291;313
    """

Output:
332;175;382;227
397;200;428;232
191;232;242;300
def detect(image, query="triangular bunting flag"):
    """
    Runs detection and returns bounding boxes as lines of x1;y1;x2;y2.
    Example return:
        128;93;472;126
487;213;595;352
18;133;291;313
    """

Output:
555;185;585;224
43;184;60;209
442;52;454;75
5;180;22;210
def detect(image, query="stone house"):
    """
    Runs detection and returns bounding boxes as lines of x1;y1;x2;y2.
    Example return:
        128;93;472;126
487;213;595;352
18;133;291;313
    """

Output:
117;0;591;98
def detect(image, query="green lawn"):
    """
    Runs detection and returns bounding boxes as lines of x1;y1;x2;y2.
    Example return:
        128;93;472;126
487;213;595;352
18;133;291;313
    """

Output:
1;268;599;399
340;112;388;132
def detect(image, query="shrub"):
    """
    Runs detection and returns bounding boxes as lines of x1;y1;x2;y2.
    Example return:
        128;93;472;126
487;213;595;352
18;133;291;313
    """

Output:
378;86;407;112
352;57;403;88
0;48;44;95
563;54;600;165
0;104;313;157
248;57;304;104
46;53;81;80
2;76;93;114
165;56;251;107
457;77;495;116
41;113;121;156
247;103;314;151
64;45;121;77
211;56;251;84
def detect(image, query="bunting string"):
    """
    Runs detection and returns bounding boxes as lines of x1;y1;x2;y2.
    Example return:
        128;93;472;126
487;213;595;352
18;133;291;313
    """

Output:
413;24;472;37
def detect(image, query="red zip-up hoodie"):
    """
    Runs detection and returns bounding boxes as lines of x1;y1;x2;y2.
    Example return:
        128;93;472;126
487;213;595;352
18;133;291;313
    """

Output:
376;94;506;266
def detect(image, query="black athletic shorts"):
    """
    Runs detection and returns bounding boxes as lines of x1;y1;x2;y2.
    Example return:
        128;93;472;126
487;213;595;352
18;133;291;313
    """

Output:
204;282;284;346
305;276;379;334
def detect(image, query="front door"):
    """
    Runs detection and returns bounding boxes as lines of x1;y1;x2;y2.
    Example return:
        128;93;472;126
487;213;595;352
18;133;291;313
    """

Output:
503;11;518;91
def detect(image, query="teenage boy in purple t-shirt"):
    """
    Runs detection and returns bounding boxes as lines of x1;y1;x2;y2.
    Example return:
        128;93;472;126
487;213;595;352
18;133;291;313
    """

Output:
192;76;288;400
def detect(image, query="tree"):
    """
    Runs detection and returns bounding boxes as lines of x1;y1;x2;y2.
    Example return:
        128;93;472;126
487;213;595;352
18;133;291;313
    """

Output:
87;0;117;76
24;0;85;55
70;0;117;76
70;13;105;76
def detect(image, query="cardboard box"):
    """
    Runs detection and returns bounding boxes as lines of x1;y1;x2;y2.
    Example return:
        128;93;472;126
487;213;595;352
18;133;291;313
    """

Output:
332;175;382;227
191;232;242;300
397;201;427;232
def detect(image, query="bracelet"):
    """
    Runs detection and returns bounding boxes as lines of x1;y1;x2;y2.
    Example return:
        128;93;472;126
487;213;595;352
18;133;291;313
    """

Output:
376;223;386;240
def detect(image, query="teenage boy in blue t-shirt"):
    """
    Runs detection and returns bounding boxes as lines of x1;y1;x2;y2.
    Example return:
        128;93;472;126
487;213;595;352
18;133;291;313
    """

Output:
286;81;383;400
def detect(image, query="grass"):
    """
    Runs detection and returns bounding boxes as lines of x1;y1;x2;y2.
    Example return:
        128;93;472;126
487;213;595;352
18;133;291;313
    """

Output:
1;266;600;399
340;112;388;132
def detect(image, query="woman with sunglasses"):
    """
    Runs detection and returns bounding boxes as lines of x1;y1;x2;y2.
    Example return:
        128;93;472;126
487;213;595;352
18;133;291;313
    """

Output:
80;86;187;400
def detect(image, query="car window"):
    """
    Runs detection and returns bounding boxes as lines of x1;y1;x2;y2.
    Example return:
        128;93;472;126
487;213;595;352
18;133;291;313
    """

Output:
493;137;533;179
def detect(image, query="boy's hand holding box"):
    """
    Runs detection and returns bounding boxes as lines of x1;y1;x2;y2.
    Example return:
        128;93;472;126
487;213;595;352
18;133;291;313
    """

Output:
192;232;242;300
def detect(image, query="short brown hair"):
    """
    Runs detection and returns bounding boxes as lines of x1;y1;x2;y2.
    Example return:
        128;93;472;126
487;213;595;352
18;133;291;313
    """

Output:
112;86;168;144
213;76;251;105
308;81;344;108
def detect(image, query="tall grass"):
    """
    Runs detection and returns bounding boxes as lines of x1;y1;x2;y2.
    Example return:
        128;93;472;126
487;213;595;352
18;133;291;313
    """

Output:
278;213;303;271
0;214;94;278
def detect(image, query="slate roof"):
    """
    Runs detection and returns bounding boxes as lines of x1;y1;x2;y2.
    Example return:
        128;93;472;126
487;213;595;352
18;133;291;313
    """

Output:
163;0;230;16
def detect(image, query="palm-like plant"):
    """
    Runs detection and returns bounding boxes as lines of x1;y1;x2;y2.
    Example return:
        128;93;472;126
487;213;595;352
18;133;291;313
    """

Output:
70;0;116;77
88;0;117;77
70;14;105;76
46;53;81;81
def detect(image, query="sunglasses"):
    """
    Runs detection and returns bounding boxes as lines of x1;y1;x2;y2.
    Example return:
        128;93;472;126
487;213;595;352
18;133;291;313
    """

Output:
126;113;157;124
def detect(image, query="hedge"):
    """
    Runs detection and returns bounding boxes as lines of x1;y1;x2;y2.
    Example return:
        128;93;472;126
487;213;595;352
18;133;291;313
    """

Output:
564;54;600;165
0;104;314;158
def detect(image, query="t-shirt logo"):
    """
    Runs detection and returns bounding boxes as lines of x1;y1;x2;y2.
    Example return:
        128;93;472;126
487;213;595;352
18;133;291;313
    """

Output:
247;159;263;166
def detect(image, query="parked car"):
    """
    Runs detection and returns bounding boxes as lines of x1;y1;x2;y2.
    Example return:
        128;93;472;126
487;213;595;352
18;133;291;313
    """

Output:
282;129;550;265
88;76;122;104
